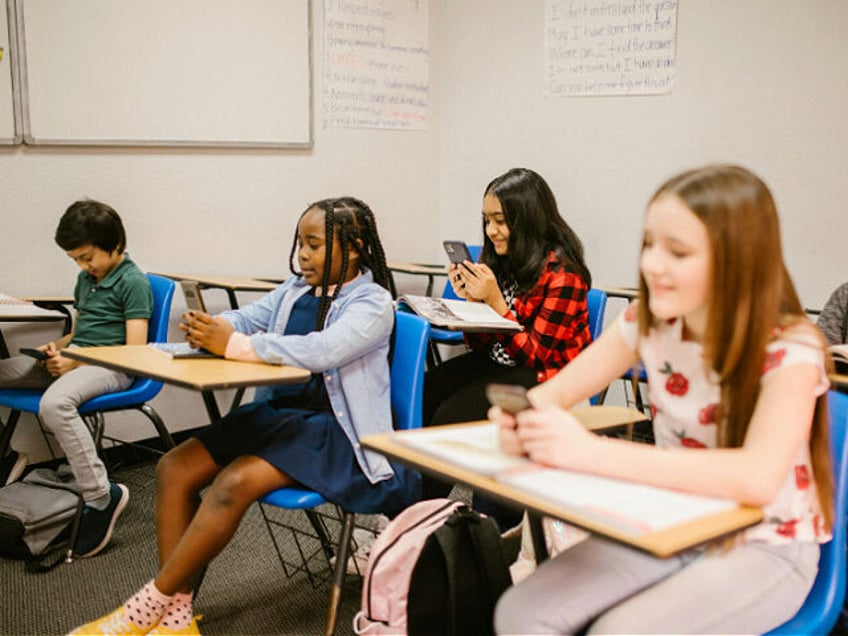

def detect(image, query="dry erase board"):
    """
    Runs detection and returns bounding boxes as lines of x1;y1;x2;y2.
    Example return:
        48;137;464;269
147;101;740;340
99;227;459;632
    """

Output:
0;0;20;144
16;0;311;147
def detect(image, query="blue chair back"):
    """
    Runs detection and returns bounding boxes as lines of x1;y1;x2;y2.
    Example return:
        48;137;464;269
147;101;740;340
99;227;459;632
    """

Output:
391;312;430;431
441;244;482;301
78;273;175;413
586;288;607;343
767;389;848;634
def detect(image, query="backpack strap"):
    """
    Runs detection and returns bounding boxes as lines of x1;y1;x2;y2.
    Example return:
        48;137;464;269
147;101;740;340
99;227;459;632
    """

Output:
464;511;511;610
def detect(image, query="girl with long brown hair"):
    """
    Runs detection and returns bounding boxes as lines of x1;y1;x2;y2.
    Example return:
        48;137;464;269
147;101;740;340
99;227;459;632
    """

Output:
493;165;833;634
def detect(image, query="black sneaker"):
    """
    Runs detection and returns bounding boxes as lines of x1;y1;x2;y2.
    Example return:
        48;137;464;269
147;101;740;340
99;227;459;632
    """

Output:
73;482;130;558
0;450;28;486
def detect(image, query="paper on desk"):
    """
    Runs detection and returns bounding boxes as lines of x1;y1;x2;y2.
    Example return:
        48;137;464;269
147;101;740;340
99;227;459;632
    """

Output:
398;422;530;475
499;469;736;535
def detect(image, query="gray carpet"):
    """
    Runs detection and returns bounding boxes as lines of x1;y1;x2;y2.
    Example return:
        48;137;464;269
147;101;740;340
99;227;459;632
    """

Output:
0;460;368;636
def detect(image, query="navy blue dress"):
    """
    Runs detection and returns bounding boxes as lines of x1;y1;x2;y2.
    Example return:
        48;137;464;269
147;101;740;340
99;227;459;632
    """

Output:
194;291;418;516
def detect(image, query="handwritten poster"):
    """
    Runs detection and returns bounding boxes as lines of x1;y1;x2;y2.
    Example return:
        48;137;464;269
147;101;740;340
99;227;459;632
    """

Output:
545;0;678;97
324;0;429;130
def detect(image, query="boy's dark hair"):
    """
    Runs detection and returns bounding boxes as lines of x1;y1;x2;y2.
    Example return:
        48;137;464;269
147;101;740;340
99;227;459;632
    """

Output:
481;168;591;294
289;197;396;331
54;200;127;254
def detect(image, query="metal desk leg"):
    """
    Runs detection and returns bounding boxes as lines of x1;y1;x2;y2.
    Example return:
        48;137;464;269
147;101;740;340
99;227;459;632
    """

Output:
528;510;549;562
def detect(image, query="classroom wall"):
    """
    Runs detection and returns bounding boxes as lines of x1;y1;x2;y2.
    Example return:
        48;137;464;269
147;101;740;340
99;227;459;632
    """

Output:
0;0;444;461
3;0;848;463
438;0;848;308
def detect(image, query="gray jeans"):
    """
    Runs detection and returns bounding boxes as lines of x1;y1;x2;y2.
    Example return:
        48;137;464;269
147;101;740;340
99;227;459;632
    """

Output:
0;355;132;505
495;535;819;635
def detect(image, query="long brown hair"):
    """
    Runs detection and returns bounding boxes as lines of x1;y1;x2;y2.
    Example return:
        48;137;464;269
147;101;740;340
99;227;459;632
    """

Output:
637;165;833;528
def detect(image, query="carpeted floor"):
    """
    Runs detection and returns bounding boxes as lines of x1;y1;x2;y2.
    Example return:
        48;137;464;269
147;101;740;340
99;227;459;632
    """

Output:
0;460;370;636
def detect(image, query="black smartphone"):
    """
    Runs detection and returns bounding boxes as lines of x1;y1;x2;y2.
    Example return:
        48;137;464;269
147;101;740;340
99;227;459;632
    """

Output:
443;240;473;265
20;347;49;361
485;383;532;415
180;280;207;313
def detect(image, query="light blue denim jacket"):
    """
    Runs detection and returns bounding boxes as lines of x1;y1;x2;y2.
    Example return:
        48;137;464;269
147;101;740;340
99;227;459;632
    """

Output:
219;269;394;484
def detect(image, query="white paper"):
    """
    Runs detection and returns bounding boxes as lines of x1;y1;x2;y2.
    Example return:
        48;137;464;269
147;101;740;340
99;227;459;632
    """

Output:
500;468;736;535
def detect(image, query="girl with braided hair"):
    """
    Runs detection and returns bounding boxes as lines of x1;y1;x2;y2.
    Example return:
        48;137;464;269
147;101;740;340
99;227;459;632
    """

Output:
70;197;415;636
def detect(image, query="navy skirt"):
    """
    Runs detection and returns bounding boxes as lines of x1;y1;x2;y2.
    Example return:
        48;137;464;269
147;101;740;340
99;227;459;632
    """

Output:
194;400;419;517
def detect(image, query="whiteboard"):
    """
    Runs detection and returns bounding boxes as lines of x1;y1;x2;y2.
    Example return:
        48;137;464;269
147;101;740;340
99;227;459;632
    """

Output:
16;0;312;147
0;0;20;144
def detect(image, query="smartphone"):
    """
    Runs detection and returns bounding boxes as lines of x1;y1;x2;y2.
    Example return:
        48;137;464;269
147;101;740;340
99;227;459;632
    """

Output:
443;240;473;265
180;280;207;313
485;383;532;415
20;347;49;361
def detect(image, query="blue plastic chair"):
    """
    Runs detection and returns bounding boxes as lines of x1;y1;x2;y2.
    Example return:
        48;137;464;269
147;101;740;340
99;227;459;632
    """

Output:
585;288;607;405
257;311;430;636
766;389;848;635
0;273;177;458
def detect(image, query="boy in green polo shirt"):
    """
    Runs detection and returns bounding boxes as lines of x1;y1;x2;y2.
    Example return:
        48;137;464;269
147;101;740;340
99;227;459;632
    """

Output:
0;200;152;558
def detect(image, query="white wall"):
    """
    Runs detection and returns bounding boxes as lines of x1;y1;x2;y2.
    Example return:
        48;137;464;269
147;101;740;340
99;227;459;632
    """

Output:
438;0;848;308
0;0;443;461
3;0;848;462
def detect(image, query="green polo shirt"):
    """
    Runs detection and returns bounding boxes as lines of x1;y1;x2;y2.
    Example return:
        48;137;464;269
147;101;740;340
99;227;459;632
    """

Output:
71;254;153;347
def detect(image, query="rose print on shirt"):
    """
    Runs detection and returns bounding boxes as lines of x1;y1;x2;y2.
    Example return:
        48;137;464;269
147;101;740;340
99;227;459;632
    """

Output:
761;348;787;375
660;362;689;397
774;518;799;539
698;403;718;425
674;430;707;448
794;465;810;490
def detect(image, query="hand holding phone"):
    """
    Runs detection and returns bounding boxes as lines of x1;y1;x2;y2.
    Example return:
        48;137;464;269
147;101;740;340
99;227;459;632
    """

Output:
180;280;207;313
443;240;473;266
20;347;49;361
485;383;532;415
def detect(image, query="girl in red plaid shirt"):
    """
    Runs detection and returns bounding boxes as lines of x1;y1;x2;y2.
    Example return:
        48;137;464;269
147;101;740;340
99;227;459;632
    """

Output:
422;167;592;529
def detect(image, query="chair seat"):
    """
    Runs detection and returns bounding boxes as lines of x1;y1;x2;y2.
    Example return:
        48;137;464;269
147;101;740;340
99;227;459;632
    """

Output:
77;378;163;414
260;487;327;509
0;378;163;415
0;389;43;412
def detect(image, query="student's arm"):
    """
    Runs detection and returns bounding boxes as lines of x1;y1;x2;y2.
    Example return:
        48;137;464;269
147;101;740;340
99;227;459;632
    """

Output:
498;269;593;370
818;282;848;345
514;359;820;507
124;318;148;345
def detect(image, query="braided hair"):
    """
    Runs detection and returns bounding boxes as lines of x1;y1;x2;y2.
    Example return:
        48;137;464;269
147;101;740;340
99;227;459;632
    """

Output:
288;197;396;331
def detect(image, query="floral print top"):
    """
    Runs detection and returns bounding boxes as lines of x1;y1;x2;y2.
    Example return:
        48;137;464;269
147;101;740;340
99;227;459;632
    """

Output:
618;300;831;545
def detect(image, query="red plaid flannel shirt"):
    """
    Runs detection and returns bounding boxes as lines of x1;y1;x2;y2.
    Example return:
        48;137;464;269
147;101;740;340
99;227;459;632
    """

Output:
465;251;591;382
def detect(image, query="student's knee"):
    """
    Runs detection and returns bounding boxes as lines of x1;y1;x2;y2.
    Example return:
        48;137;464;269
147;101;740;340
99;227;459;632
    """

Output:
206;466;255;510
38;389;78;430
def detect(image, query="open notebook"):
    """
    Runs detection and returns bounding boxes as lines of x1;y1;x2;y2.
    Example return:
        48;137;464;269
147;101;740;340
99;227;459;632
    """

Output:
392;419;760;545
397;294;523;333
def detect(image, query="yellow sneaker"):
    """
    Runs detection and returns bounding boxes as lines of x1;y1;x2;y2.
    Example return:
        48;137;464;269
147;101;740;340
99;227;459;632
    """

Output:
147;616;202;635
67;606;151;635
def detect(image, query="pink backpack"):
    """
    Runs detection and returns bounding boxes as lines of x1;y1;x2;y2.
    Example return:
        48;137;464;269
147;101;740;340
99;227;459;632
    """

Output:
352;498;510;635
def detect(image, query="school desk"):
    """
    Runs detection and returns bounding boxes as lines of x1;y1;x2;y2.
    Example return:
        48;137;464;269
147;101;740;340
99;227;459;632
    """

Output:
832;373;848;394
62;344;310;421
0;295;68;358
596;285;639;300
387;261;446;296
152;272;279;310
362;416;763;561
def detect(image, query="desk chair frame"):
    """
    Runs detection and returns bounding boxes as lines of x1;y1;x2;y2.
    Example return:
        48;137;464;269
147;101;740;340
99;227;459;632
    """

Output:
0;274;177;464
257;311;430;636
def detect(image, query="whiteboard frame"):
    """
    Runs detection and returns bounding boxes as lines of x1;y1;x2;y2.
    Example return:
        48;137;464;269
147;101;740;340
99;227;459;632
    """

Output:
1;0;22;144
15;0;313;149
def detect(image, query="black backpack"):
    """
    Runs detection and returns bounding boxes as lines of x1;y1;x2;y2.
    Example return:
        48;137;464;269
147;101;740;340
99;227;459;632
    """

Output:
0;466;84;572
354;499;512;635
